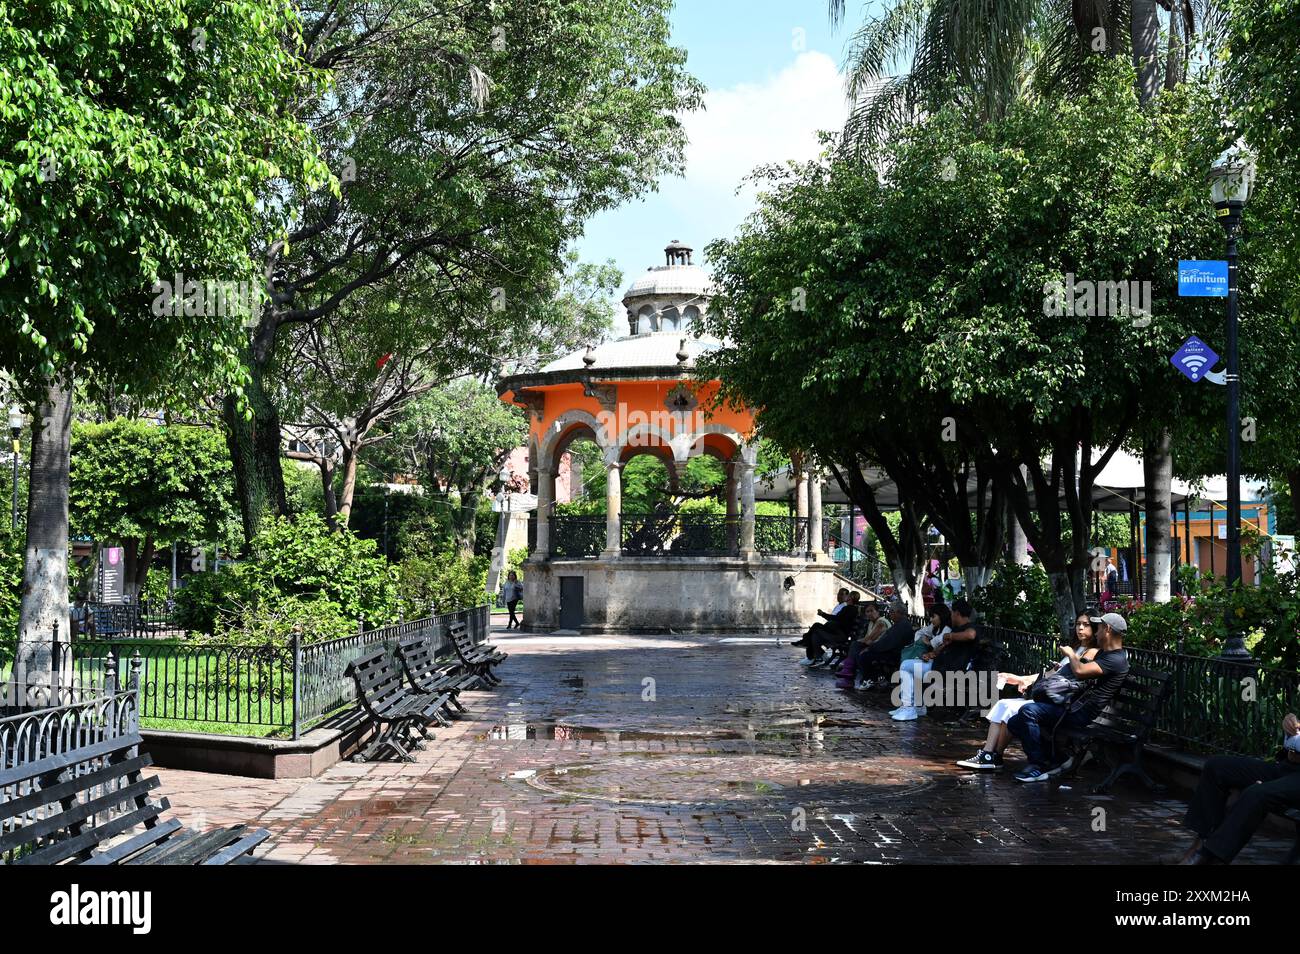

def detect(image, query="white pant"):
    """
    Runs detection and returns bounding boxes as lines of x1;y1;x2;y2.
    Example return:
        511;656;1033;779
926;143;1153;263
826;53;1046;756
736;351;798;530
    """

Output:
985;697;1032;725
897;658;932;708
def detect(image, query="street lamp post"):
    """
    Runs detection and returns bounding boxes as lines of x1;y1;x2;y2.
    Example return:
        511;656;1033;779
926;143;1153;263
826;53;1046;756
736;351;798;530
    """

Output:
8;404;22;530
1208;143;1255;660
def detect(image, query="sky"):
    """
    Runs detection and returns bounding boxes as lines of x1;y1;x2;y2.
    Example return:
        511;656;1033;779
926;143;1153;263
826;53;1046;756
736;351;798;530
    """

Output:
572;0;885;320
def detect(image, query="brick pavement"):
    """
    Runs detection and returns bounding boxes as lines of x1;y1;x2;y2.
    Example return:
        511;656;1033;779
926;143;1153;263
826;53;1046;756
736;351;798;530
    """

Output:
153;628;1290;864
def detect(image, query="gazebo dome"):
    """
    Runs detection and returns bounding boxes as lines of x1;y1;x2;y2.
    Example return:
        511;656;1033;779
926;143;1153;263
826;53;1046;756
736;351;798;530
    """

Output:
621;240;715;336
540;328;720;374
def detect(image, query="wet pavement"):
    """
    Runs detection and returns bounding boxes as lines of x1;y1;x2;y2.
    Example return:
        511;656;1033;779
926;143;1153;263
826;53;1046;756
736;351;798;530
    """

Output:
153;625;1291;864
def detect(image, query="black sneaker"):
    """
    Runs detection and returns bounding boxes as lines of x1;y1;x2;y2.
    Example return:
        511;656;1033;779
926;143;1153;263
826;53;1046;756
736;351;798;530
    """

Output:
956;750;1003;770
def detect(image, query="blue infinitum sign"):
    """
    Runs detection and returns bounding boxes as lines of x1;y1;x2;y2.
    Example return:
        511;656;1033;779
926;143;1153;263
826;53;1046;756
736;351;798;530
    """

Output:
1178;260;1229;297
1171;335;1220;383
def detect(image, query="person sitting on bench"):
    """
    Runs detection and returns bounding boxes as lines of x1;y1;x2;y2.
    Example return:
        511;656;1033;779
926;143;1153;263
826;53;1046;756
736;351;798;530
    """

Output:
800;592;860;666
792;588;848;648
851;601;913;689
955;612;1097;769
1006;611;1129;783
1178;712;1300;865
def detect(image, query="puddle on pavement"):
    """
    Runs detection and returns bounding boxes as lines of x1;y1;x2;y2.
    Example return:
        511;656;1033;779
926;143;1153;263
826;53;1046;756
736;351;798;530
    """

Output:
482;720;846;745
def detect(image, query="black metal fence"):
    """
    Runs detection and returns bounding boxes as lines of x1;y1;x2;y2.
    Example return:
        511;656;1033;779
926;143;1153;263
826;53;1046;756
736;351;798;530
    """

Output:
74;600;180;639
547;512;826;558
551;514;605;558
0;661;143;864
3;604;491;740
993;626;1300;760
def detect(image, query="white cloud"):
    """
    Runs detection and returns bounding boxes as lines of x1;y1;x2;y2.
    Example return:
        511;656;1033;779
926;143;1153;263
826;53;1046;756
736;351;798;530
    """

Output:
574;50;849;306
667;51;848;230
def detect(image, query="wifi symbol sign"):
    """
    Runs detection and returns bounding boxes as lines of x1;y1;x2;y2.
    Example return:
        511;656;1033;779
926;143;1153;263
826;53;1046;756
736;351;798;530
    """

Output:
1170;335;1220;383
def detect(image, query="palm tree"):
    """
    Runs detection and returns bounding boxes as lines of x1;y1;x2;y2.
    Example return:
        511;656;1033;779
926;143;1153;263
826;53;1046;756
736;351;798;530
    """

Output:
828;0;1218;155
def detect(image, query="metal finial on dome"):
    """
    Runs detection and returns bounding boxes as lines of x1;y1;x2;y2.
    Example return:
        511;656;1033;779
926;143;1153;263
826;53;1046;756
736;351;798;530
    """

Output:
582;344;596;367
664;239;693;266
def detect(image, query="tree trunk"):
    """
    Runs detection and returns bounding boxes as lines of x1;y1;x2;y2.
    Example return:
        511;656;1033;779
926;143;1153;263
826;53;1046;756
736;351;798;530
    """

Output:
1132;0;1161;105
122;536;154;602
222;343;288;546
335;449;361;530
890;566;924;616
1007;510;1030;564
963;564;993;597
1143;429;1173;602
1163;2;1184;91
1288;466;1300;534
1047;570;1078;641
11;374;74;709
455;486;481;559
319;459;338;529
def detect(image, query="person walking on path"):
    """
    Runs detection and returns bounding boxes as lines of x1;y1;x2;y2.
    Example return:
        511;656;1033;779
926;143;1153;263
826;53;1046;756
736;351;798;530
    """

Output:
502;571;524;630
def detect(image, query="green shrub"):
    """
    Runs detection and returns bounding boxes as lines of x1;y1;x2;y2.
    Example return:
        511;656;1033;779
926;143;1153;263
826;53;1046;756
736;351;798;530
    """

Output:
398;551;490;616
210;593;355;646
972;561;1057;633
173;514;399;638
0;524;21;646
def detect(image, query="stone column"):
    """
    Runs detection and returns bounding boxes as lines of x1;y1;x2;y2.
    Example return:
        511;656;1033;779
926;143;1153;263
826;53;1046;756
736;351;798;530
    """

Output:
807;467;824;559
794;466;808;553
603;460;622;557
725;462;739;553
534;466;555;559
738;458;756;556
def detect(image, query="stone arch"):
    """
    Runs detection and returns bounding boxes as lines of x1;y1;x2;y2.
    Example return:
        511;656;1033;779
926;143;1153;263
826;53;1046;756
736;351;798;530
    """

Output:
540;409;611;472
660;306;680;332
635;305;657;334
682;305;700;330
675;422;748;464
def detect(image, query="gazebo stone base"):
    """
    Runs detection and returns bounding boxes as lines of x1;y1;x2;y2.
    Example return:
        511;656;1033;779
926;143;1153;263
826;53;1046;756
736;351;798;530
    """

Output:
522;556;841;635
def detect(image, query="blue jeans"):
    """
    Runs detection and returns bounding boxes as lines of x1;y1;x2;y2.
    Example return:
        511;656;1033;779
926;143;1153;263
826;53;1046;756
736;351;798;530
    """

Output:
1007;701;1093;768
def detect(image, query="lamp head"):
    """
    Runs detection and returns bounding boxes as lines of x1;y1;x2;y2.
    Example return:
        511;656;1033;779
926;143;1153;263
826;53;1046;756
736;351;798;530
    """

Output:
7;404;21;437
1209;141;1255;225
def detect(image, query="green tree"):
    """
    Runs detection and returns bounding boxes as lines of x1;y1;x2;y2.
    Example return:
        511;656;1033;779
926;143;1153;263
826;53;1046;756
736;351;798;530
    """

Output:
69;419;236;599
0;0;326;698
226;0;702;542
702;68;1225;634
373;380;527;557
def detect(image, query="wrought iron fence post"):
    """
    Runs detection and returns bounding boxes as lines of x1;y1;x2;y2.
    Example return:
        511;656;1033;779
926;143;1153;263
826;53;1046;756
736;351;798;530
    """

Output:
103;647;118;727
291;625;302;741
129;649;142;691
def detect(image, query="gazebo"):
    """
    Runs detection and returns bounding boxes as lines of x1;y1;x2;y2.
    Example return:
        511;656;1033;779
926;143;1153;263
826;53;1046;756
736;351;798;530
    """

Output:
496;241;839;633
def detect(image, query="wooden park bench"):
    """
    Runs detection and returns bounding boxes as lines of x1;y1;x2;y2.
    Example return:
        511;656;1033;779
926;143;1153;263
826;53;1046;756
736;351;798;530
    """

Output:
1279;807;1300;865
344;646;450;762
447;621;506;688
1;732;268;865
395;634;481;722
1052;664;1173;794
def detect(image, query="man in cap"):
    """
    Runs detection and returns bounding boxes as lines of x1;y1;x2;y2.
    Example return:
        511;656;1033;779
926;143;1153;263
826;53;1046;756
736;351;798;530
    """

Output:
1006;611;1130;782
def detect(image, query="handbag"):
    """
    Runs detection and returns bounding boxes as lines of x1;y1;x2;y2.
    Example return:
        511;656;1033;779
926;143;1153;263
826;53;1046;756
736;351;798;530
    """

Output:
1029;669;1085;706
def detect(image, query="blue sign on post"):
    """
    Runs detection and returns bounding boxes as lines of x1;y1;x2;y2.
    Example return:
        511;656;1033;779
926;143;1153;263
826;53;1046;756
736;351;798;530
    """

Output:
1178;260;1229;297
1171;335;1220;382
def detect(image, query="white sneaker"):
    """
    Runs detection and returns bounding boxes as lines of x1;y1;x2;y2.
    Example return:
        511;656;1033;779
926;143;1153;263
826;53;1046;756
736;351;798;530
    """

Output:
799;658;817;666
859;681;874;693
891;707;920;721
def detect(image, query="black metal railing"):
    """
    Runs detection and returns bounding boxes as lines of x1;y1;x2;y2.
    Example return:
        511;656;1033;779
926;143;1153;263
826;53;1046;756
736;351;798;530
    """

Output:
0;667;142;864
754;515;811;555
0;603;492;739
295;604;489;732
74;600;180;639
551;514;605;558
992;626;1300;760
69;638;293;729
620;512;736;555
